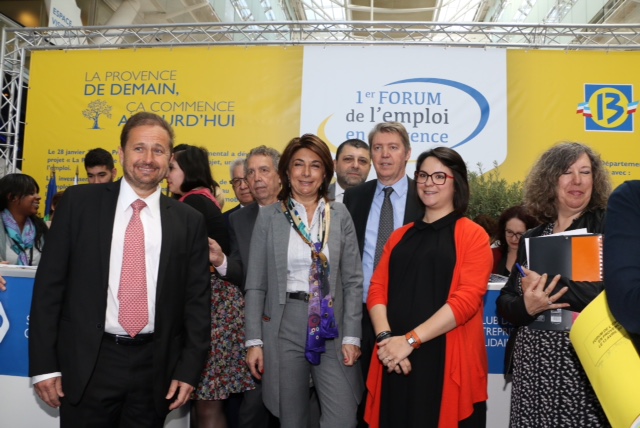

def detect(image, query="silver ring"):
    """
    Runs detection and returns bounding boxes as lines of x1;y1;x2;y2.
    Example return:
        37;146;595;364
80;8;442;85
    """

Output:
548;300;553;305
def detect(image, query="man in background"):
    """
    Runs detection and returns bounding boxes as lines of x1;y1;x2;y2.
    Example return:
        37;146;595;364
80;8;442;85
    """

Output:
343;122;422;427
223;158;255;226
84;147;117;183
210;145;282;428
329;139;371;203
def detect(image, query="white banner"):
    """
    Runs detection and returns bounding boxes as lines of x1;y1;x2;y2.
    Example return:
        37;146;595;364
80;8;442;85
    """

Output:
300;46;507;170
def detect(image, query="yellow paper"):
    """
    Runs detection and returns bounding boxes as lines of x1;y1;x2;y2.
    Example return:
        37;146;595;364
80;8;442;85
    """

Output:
570;292;640;428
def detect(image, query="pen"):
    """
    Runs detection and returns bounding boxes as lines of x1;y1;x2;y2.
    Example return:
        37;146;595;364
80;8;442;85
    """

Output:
515;263;526;277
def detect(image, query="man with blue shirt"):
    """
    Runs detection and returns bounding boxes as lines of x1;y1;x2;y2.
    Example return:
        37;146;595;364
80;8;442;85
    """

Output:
343;122;422;428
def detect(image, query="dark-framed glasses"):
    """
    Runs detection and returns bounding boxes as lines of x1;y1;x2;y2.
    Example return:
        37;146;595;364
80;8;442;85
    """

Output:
230;178;247;187
505;229;524;240
414;170;454;185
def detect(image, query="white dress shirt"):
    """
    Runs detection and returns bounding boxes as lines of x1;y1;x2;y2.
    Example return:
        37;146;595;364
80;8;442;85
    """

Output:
105;179;163;335
333;181;346;203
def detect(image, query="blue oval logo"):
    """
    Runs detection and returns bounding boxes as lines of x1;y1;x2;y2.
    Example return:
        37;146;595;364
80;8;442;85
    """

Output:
385;78;490;148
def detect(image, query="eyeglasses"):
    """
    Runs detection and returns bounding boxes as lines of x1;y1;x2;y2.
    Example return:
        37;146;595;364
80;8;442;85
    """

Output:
230;178;247;187
414;171;454;185
505;230;524;240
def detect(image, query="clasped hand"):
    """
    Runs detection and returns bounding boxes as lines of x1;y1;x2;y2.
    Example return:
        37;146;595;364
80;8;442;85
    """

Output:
377;336;412;375
521;266;570;316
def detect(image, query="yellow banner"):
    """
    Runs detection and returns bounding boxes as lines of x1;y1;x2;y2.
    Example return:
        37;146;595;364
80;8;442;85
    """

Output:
504;50;640;186
24;46;302;209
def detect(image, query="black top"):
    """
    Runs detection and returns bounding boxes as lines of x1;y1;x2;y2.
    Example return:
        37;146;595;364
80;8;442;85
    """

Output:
497;208;606;327
183;194;230;255
380;211;460;428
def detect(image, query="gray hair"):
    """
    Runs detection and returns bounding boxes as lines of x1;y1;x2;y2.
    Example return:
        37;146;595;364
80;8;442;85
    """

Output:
367;122;411;153
244;145;280;172
229;158;246;178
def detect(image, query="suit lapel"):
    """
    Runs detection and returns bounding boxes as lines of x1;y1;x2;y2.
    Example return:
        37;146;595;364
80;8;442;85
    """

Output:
99;181;120;291
157;195;174;299
403;176;422;224
356;180;377;253
327;203;340;296
270;203;290;304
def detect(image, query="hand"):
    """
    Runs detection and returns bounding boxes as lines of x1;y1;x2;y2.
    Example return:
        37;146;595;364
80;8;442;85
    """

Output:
342;344;361;366
165;380;194;411
0;261;8;291
246;346;264;380
521;267;570;316
392;358;412;375
208;238;225;267
377;336;413;372
34;376;64;408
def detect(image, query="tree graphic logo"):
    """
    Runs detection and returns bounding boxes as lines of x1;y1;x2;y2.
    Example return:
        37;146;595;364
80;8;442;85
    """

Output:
82;99;112;130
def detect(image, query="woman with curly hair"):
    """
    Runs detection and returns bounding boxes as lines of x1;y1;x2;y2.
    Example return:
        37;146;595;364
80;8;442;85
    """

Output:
497;142;612;427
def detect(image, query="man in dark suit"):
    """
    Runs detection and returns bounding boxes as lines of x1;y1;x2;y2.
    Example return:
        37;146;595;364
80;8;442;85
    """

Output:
29;112;211;428
209;145;281;428
342;121;422;428
223;158;255;227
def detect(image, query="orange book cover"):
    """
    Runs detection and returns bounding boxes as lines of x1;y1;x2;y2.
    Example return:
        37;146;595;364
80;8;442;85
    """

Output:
529;234;602;281
572;235;603;281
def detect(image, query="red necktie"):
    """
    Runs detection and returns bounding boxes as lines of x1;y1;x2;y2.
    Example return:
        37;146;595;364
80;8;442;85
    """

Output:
118;199;148;337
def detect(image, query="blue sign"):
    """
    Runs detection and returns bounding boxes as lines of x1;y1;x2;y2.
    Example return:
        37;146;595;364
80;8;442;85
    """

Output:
0;276;35;377
483;290;514;375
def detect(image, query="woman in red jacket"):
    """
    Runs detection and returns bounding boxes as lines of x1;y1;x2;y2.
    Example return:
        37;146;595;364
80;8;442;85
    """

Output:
366;147;492;428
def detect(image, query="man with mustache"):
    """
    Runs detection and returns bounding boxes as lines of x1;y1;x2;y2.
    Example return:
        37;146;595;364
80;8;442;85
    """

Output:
209;145;282;428
29;112;211;428
329;139;371;203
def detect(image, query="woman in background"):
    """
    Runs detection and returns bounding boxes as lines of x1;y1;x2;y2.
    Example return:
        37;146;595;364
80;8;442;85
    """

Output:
497;142;611;427
0;173;47;266
167;144;254;428
366;147;492;428
492;206;537;276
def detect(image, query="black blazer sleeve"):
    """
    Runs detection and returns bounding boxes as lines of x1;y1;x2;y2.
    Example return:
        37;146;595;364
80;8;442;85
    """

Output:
605;181;640;335
183;194;230;254
224;210;246;290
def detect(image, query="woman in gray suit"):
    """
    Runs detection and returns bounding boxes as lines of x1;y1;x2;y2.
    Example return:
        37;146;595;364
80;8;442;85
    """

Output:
244;134;364;428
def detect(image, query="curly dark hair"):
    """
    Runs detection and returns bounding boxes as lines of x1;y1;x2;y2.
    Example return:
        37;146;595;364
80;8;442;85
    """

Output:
524;142;611;223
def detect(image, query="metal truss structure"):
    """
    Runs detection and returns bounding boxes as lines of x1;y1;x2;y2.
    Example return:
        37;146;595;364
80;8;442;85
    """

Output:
2;21;640;173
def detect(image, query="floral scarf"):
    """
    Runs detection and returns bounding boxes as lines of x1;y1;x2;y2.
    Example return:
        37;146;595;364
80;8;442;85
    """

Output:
1;209;36;265
282;197;338;365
